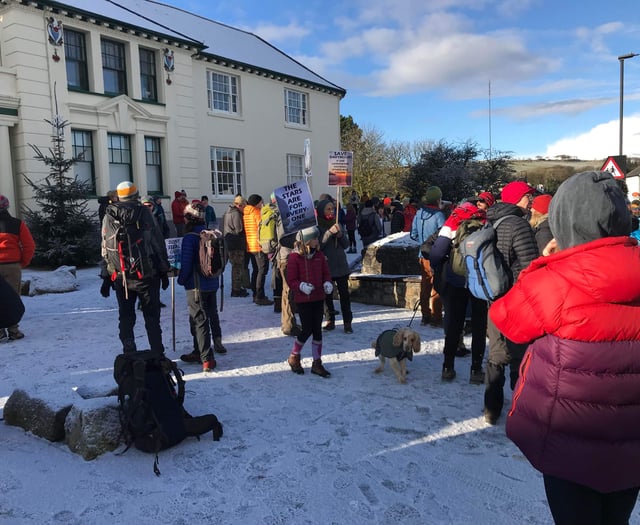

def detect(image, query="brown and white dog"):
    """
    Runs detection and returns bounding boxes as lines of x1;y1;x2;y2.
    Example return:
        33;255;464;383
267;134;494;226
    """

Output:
373;328;421;384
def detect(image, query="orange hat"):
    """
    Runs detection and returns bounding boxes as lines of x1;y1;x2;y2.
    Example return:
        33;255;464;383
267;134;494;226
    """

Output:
532;194;552;214
116;181;139;200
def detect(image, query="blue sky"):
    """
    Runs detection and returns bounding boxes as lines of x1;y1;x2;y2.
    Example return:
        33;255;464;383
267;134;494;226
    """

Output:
162;0;640;160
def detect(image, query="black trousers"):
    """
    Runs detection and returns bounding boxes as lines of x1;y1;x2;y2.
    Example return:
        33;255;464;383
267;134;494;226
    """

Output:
484;316;527;416
113;275;164;353
249;251;269;299
543;474;639;525
324;275;353;324
441;285;487;370
186;289;221;363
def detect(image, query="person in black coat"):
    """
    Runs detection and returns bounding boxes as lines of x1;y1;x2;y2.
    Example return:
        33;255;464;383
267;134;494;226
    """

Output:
389;201;405;234
0;274;24;329
484;181;540;425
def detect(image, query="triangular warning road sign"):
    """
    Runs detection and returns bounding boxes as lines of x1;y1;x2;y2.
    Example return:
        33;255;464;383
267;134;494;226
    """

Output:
601;156;625;179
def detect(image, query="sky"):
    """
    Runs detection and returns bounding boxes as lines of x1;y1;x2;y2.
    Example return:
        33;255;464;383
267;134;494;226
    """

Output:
8;238;640;524
157;0;640;161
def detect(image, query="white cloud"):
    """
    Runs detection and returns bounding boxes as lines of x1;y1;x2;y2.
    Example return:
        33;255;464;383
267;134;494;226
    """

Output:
543;115;640;159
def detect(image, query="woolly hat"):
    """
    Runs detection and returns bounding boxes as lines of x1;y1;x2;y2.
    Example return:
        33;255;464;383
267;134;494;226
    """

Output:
422;186;442;205
297;225;319;243
531;194;552;215
233;195;246;206
0;195;9;210
116;181;139;201
247;194;263;207
383;197;392;207
478;191;496;207
184;201;205;222
549;171;631;250
500;181;534;204
141;195;154;205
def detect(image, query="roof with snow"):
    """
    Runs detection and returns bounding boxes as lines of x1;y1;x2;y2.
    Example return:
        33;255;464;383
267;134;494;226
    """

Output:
43;0;345;96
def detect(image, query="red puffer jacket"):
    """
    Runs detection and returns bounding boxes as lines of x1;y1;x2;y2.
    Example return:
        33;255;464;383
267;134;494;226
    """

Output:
490;236;640;493
287;249;331;304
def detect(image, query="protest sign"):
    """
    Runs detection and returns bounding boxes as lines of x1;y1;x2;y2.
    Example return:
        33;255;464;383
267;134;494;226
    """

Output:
328;151;353;186
274;179;316;240
165;237;182;269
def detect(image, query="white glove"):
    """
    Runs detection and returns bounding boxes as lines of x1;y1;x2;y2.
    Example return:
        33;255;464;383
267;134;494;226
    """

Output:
299;282;314;295
323;281;333;295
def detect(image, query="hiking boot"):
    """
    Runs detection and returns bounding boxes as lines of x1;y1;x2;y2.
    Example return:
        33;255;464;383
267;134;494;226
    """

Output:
469;368;485;385
441;367;456;381
255;297;274;306
213;337;227;355
455;344;471;357
343;322;353;334
283;326;302;337
311;359;331;378
202;359;216;373
484;407;500;425
180;350;202;364
322;320;335;331
231;289;249;297
287;353;304;374
8;329;24;340
420;316;431;326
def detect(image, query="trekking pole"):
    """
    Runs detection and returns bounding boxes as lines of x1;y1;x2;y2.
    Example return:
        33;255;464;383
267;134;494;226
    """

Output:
219;274;224;312
171;275;176;352
408;299;421;328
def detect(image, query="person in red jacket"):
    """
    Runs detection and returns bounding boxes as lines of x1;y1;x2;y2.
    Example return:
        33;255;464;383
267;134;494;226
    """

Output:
285;226;333;377
0;195;35;341
171;190;188;237
490;171;640;525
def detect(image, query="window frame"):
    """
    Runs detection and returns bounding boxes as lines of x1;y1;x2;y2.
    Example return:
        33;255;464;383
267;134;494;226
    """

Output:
71;129;96;195
210;146;243;197
144;136;163;195
107;133;132;189
139;47;158;102
284;88;308;127
286;154;304;185
64;29;89;91
101;38;128;96
206;70;240;115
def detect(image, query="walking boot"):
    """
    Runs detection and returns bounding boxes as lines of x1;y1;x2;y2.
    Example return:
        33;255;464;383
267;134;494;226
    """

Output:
180;350;202;363
288;353;304;374
311;359;331;378
213;337;227;355
343;322;353;334
322;320;335;331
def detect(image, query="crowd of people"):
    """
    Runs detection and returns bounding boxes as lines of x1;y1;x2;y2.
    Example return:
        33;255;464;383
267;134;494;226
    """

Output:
4;170;638;524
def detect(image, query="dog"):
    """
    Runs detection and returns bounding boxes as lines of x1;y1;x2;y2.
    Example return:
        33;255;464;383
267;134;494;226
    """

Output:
372;327;421;384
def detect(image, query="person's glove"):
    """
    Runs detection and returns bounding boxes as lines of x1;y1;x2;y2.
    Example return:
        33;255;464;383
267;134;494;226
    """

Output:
100;277;112;298
161;273;170;290
299;282;314;295
323;281;333;295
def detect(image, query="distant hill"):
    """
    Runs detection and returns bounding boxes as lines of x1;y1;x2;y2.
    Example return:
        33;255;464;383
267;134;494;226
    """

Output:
511;159;603;176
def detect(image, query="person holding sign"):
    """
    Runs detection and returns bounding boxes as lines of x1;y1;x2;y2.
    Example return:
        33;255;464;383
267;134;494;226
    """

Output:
316;198;353;334
286;226;333;378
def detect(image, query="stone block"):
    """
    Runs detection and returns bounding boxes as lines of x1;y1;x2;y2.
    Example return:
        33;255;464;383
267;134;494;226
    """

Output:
3;389;72;442
348;275;421;309
65;399;122;460
361;233;420;276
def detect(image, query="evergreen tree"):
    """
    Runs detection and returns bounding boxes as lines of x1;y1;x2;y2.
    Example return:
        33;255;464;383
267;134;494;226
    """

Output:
22;109;100;268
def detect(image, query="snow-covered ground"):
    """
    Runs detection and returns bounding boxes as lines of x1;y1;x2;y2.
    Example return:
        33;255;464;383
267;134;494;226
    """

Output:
2;252;636;524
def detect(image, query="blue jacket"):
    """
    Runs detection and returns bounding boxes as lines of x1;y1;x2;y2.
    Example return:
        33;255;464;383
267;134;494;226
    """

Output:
178;224;220;292
410;206;445;259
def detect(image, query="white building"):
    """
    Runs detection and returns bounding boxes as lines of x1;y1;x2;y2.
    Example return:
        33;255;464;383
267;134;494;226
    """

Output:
0;0;345;219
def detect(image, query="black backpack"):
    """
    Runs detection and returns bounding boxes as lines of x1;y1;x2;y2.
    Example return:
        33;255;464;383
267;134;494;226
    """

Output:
105;204;154;281
113;351;223;475
357;213;374;238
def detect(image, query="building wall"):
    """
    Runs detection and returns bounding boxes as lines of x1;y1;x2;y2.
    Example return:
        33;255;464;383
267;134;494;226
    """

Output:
0;1;342;220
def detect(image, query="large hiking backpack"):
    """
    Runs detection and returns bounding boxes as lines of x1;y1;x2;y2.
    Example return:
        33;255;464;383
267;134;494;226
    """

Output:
459;216;512;301
188;229;225;279
258;204;278;254
114;351;223;475
450;218;485;276
105;204;154;281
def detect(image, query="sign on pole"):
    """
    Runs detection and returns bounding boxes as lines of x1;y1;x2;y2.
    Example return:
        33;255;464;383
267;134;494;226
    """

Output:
274;179;316;237
328;150;353;187
601;156;626;179
165;237;182;269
